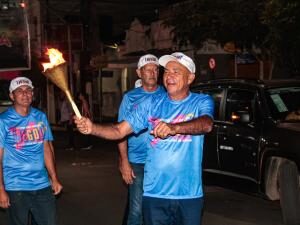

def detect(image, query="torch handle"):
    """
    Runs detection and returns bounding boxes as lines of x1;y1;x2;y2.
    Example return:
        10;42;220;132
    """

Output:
65;90;82;119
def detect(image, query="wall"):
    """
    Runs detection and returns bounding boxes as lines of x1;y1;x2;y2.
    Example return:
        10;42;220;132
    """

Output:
101;68;122;119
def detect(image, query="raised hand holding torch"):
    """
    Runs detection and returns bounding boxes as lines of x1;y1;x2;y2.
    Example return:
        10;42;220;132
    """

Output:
41;48;81;118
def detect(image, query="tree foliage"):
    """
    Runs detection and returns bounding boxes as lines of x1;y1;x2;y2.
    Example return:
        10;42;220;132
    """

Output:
167;0;300;76
261;0;300;76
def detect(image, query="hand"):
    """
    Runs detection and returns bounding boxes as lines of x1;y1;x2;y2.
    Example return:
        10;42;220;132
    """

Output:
50;179;63;195
0;188;10;208
151;121;176;139
74;116;93;135
119;159;135;185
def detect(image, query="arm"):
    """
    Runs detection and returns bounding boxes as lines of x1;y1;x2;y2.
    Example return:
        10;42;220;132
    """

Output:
49;141;55;161
118;139;135;184
44;141;63;195
0;147;10;208
74;117;133;140
117;94;135;184
152;115;213;139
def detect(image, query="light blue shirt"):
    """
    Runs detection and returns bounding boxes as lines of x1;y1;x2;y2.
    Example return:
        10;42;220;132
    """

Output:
126;92;214;199
0;107;53;191
118;86;165;164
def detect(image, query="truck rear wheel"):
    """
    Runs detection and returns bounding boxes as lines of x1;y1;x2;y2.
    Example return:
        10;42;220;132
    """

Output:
278;161;300;225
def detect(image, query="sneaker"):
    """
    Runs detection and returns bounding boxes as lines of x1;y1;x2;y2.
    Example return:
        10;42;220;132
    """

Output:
80;145;93;150
65;147;74;151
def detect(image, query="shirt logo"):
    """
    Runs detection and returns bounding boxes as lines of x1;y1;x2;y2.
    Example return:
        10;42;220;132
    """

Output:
9;122;46;150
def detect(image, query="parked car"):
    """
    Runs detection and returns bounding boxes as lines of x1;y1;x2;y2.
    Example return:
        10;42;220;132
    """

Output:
0;79;12;113
192;79;300;225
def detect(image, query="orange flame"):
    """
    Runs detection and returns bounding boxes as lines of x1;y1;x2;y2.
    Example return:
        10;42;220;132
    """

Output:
42;48;66;72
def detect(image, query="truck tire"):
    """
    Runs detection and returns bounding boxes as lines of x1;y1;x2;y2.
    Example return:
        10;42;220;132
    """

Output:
278;161;300;225
264;157;280;200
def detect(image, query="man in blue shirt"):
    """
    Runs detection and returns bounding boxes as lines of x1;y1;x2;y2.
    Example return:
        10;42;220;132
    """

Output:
75;52;214;225
118;54;165;225
0;77;63;225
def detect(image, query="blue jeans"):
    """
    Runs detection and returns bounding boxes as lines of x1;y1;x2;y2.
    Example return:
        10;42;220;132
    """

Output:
143;196;204;225
7;186;57;225
127;163;144;225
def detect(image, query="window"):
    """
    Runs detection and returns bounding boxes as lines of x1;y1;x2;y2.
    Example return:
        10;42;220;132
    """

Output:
266;87;300;121
225;89;256;123
199;88;224;120
0;1;31;70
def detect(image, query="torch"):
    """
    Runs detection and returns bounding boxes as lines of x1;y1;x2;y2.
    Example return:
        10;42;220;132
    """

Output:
42;48;81;118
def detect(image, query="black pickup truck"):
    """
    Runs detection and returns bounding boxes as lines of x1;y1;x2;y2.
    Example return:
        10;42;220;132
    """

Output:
192;79;300;225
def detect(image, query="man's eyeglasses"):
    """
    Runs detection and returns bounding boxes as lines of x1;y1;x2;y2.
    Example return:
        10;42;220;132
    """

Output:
13;88;33;96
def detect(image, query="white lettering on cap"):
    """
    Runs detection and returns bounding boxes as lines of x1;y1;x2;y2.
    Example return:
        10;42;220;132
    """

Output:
138;54;159;69
16;80;30;85
145;57;157;62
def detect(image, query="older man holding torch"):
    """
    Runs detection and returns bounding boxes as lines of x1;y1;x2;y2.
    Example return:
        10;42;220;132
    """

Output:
74;52;214;225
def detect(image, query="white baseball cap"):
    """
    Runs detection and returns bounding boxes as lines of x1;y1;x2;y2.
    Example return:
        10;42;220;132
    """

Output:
159;52;196;73
137;54;159;69
9;77;34;93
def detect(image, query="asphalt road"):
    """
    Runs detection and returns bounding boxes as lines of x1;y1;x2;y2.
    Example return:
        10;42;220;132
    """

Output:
0;131;283;225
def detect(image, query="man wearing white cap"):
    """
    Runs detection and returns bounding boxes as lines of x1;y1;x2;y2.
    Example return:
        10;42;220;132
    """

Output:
75;52;214;225
0;77;62;225
118;54;165;225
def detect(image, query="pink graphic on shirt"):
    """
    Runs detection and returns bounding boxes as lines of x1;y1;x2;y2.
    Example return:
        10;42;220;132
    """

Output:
149;114;193;146
9;122;45;150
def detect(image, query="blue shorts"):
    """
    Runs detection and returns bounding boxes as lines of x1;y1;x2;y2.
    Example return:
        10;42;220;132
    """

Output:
143;196;204;225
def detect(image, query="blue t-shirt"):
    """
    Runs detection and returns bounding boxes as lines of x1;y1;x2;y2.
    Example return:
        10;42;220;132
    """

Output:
118;86;165;164
126;92;214;199
0;107;53;191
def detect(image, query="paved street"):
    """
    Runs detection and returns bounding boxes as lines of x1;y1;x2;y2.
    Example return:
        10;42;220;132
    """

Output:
202;185;282;225
0;130;283;225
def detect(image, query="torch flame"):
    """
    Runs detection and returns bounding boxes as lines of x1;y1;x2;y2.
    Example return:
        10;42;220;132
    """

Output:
42;48;66;72
41;47;82;118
